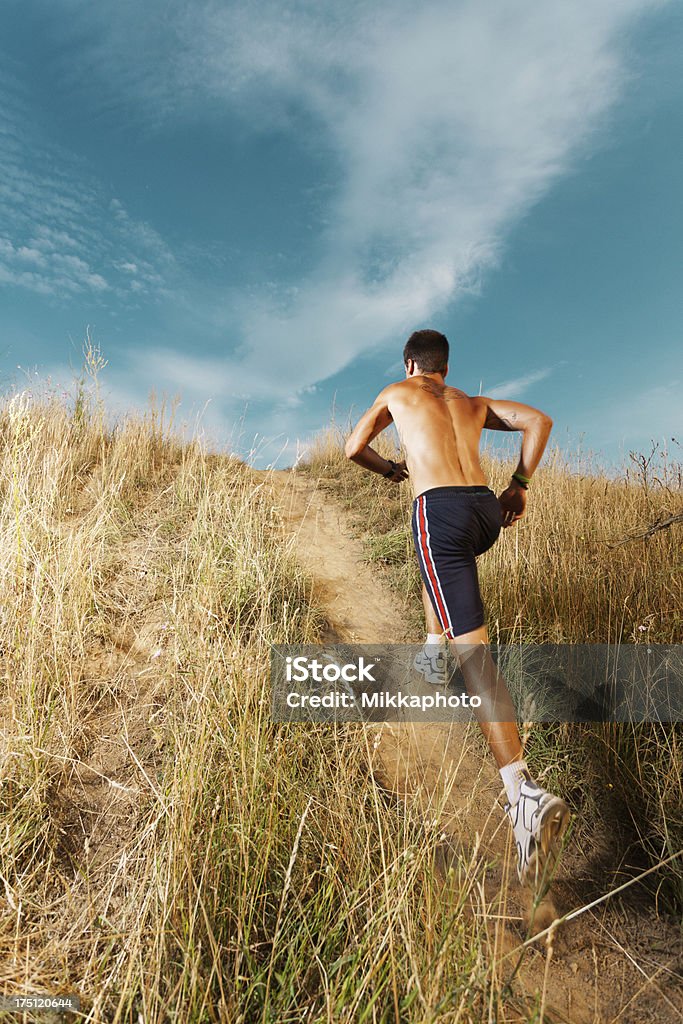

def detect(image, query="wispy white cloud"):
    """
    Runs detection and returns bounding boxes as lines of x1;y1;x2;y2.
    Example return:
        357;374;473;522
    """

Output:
213;0;665;398
487;367;555;399
0;69;178;301
4;0;672;466
46;0;665;399
0;232;112;293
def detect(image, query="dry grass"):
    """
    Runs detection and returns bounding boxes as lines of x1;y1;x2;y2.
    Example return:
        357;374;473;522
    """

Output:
301;424;683;912
0;375;574;1022
302;424;682;645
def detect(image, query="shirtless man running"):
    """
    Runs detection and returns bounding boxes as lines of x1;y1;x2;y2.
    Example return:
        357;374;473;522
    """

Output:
344;328;570;888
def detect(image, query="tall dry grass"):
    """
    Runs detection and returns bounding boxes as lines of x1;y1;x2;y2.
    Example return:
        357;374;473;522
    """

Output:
302;424;683;910
1;374;555;1022
302;425;681;645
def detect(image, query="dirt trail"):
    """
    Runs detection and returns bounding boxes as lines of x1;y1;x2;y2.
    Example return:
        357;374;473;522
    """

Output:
270;468;683;1024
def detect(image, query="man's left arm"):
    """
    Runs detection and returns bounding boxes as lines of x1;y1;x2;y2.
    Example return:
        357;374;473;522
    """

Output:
344;389;408;482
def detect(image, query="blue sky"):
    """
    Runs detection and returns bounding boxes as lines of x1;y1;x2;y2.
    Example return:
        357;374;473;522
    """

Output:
1;0;681;469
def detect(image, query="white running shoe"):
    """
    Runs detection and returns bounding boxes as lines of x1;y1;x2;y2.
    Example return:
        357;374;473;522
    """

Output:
504;772;570;888
413;646;448;685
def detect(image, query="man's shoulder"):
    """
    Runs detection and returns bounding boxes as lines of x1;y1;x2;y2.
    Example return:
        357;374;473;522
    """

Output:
444;384;476;402
385;378;411;393
374;379;407;402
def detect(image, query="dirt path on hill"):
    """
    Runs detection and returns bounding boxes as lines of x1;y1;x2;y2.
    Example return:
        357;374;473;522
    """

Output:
269;468;683;1024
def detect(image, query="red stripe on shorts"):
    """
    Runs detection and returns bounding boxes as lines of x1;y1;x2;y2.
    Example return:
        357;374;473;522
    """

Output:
417;495;451;635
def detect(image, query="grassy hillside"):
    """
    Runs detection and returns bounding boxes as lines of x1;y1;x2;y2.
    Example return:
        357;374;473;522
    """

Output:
0;383;540;1022
302;426;683;914
1;373;680;1021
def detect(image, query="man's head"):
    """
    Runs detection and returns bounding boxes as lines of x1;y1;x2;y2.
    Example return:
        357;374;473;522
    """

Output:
403;329;449;377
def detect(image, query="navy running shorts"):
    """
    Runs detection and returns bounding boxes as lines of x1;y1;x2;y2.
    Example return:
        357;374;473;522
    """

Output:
411;485;503;639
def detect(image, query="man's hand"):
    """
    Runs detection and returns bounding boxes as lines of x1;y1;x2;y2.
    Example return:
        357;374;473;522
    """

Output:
386;459;409;483
498;481;527;527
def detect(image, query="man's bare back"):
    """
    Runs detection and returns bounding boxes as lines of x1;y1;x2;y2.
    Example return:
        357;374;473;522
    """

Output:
346;366;552;527
381;375;489;498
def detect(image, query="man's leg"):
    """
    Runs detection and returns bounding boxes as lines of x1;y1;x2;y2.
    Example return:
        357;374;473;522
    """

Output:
411;497;526;767
409;490;569;887
451;623;570;889
419;583;523;765
447;622;522;769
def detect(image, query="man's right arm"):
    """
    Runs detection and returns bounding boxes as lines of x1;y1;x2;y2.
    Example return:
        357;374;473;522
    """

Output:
479;396;553;527
344;388;408;482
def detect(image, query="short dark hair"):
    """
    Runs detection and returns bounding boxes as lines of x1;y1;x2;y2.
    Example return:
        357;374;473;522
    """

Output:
403;329;449;374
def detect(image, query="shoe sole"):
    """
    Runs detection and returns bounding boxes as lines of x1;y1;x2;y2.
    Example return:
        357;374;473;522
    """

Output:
521;797;571;888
